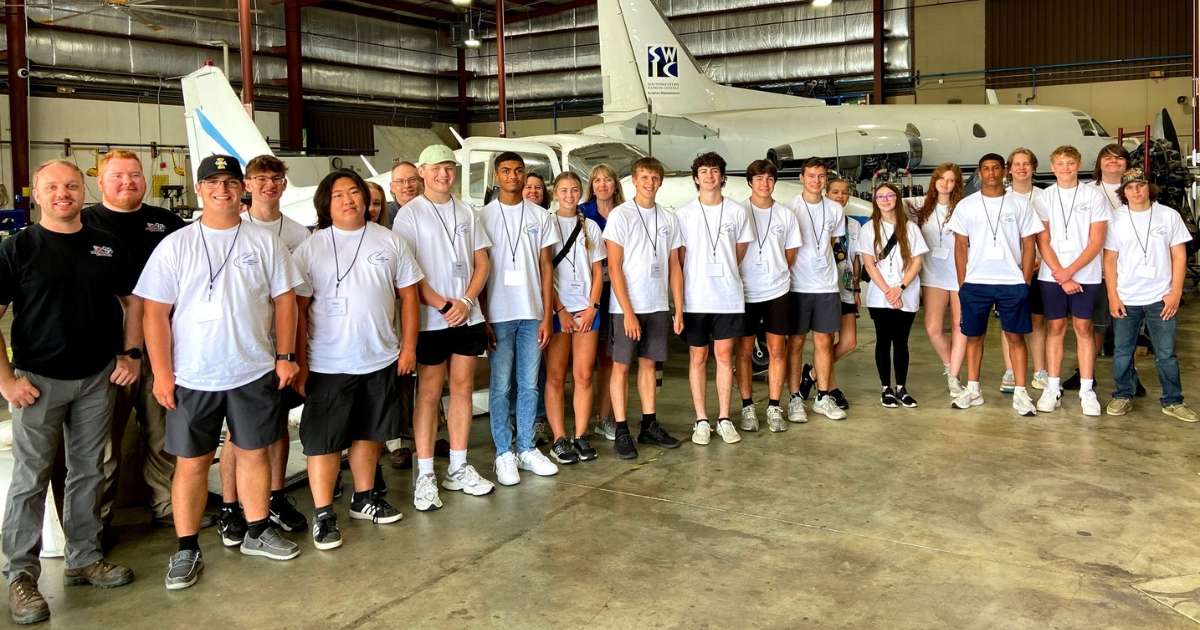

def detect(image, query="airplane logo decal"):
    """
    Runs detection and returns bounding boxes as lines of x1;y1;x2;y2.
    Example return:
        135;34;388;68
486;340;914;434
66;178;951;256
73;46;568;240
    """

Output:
647;45;678;78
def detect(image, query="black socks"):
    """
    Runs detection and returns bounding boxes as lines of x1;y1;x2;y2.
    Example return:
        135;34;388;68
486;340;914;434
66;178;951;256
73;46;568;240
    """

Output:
741;397;753;409
352;490;371;504
768;398;780;408
641;413;656;430
178;534;199;552
247;518;269;539
615;421;631;436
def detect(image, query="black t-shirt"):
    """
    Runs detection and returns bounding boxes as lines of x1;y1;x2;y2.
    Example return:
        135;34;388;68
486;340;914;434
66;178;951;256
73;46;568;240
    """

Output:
81;202;186;274
0;224;135;379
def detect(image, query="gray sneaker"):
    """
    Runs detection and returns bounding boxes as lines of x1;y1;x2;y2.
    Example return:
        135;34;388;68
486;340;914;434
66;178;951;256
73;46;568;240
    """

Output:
240;526;301;561
765;405;788;433
594;416;617;441
739;405;759;432
164;549;203;590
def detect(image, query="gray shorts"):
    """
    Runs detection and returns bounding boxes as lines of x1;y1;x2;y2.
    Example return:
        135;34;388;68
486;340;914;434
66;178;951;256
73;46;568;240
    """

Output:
610;310;671;364
791;292;841;335
166;371;283;457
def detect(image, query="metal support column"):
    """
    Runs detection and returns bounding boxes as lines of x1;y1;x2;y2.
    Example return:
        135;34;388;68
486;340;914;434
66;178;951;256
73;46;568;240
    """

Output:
285;0;303;150
5;0;30;216
238;0;255;111
496;0;508;137
457;47;471;136
872;0;884;104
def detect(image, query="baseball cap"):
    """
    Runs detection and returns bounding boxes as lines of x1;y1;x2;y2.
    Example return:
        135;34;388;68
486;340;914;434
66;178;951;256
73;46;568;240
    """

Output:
197;154;244;181
416;145;459;167
1120;167;1148;187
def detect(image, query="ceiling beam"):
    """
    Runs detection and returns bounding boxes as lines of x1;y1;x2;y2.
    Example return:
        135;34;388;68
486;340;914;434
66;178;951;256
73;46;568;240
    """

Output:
350;0;461;22
506;0;592;23
320;0;443;27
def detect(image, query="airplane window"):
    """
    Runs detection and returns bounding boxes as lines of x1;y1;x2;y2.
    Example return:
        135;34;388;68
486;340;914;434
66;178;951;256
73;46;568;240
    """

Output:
1091;118;1110;137
469;150;554;201
567;143;646;180
1076;119;1096;137
972;123;986;138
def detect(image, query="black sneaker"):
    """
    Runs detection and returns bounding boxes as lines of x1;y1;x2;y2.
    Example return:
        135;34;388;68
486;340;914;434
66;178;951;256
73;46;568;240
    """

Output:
217;505;247;547
638;421;681;449
799;363;816;401
349;496;403;525
573;436;598;461
1062;369;1081;391
534;418;551;447
614;432;639;460
312;513;342;551
895;386;918;408
829;388;850;410
269;494;308;533
880;387;899;408
551;437;580;465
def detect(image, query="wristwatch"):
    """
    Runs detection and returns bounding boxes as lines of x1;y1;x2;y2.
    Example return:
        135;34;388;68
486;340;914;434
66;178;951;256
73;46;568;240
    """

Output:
118;348;143;360
439;301;453;314
275;353;297;362
900;283;908;290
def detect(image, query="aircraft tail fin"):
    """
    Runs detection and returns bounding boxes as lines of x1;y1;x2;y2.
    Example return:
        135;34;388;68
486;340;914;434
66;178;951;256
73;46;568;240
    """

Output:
598;0;823;119
181;65;275;179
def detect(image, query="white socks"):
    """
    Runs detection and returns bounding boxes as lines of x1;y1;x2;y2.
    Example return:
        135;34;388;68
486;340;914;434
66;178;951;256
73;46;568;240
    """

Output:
449;449;467;473
1048;376;1062;391
417;457;434;477
1079;378;1094;393
968;381;981;394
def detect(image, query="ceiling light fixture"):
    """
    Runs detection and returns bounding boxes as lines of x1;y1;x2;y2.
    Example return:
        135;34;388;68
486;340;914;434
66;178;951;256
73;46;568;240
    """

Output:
813;0;832;7
464;28;481;48
451;0;473;6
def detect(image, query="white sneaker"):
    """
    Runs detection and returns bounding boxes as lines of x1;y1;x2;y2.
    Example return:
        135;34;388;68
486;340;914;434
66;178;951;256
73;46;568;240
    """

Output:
413;473;443;512
947;375;964;398
766;406;788;432
1000;370;1016;393
493;452;520;486
715;419;742;444
1080;390;1102;417
691;420;712;445
813;395;847;420
1036;388;1061;413
787;396;808;423
516;448;559;477
951;389;983;409
1013;389;1037;417
1031;371;1049;390
442;463;495;496
739;405;759;432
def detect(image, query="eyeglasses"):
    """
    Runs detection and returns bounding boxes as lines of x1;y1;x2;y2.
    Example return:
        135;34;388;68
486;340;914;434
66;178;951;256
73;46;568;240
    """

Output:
200;178;241;189
392;178;421;186
875;193;897;201
248;175;286;185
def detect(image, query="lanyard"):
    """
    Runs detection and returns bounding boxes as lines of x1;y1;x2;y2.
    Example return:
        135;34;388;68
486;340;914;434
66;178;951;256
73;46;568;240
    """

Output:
246;211;283;236
801;197;827;254
553;214;580;276
633;203;660;259
499;201;527;264
699;200;725;259
1128;205;1154;260
425;195;459;262
1056;185;1080;235
981;193;1005;243
330;225;368;295
1097;182;1120;210
750;202;774;254
934;203;948;246
197;220;242;298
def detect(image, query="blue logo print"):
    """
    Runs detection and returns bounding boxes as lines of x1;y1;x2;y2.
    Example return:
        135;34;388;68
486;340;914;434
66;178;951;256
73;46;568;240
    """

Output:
647;46;678;79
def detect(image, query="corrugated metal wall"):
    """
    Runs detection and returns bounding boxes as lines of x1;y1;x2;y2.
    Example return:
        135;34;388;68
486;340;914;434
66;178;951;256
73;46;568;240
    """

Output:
985;0;1191;87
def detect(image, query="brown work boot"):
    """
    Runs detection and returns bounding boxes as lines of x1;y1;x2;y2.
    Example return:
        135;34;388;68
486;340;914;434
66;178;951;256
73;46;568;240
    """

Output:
9;575;49;625
63;559;134;588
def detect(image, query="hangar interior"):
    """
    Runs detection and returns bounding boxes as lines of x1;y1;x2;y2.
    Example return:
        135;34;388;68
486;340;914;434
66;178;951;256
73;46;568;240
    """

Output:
1;0;1200;627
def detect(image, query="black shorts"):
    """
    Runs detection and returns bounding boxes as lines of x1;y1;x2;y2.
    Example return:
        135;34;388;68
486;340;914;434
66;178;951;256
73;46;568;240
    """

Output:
742;294;793;337
1092;280;1111;328
681;313;744;347
416;323;487;365
597;281;613;345
840;300;859;316
611;311;671;364
300;362;400;455
166;371;283;458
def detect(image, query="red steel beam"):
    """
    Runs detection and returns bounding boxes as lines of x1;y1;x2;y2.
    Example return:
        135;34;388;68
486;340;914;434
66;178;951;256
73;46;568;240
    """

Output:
5;0;29;216
239;0;255;109
285;0;304;149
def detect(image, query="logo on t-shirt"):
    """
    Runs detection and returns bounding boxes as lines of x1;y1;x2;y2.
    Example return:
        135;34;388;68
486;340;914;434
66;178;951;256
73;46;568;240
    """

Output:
1152;225;1169;238
1002;213;1016;223
145;222;166;233
658;226;671;237
454;223;470;237
721;222;737;237
524;224;540;237
367;251;391;265
90;245;114;258
234;253;260;268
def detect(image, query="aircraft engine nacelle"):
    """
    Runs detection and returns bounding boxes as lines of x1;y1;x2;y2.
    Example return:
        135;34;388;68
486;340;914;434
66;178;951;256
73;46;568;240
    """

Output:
767;128;922;181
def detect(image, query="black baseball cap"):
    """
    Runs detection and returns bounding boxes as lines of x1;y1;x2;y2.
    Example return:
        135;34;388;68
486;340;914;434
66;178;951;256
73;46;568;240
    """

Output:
197;154;244;181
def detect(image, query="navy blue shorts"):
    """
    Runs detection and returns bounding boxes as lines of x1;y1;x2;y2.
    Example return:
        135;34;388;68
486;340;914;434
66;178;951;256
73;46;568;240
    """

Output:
959;282;1032;337
1038;280;1099;321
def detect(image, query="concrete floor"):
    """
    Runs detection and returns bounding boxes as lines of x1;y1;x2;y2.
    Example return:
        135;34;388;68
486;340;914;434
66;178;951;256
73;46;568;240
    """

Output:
8;305;1200;629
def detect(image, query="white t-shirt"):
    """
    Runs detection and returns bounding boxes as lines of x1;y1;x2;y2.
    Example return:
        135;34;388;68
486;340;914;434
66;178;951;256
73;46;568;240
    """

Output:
480;200;559;324
550;214;606;313
134;220;303;391
857;218;929;312
740;199;802;303
1093;180;1122;212
906;198;959;291
675;198;753;313
240;211;310;253
837;218;861;304
292;223;424;375
788;194;846;293
947;191;1043;285
1104;203;1192;306
1033;183;1111;284
392;196;491;331
602;201;683;314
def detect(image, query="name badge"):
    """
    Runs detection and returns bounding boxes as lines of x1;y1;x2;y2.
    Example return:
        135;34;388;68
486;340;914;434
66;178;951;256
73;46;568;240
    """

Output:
650;263;664;279
1135;265;1157;279
985;242;1006;260
931;247;950;260
195;301;223;323
812;253;830;270
883;266;902;285
754;258;770;272
503;269;526;287
452;261;468;279
567;280;586;296
325;297;348;317
706;262;725;278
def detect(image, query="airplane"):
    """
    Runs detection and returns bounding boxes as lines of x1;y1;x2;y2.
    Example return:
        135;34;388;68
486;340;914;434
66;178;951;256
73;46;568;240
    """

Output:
583;0;1115;180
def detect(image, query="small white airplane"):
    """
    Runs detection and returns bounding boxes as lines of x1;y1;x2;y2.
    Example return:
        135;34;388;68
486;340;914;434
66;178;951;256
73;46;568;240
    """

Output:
181;64;872;226
584;0;1114;178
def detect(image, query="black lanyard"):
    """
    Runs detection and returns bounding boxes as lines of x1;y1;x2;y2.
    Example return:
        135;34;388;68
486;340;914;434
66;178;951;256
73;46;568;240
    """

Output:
981;193;1005;243
633;203;660;259
933;203;948;246
425;195;459;260
700;200;725;259
801;197;827;254
246;211;283;236
750;202;774;254
1055;185;1080;236
553;214;579;275
330;225;368;294
197;220;242;298
499;201;527;264
1128;205;1154;260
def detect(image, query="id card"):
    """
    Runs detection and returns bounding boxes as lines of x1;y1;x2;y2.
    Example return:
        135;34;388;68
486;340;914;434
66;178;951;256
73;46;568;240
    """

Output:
503;269;526;287
931;247;950;260
567;280;586;296
1136;265;1158;279
883;266;902;285
754;258;770;272
325;297;348;317
651;263;664;279
452;261;468;279
812;253;830;270
985;242;1006;260
706;262;725;278
195;301;223;323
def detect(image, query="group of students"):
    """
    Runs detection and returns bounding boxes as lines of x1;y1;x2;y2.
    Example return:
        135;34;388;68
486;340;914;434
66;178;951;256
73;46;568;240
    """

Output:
0;139;1194;624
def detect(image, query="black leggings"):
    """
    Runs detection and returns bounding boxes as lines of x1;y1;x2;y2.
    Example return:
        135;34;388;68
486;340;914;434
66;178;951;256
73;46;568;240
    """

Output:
869;307;916;387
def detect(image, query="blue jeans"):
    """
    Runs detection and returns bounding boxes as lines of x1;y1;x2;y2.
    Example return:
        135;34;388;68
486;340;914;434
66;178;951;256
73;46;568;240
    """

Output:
1112;301;1182;406
489;319;542;455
